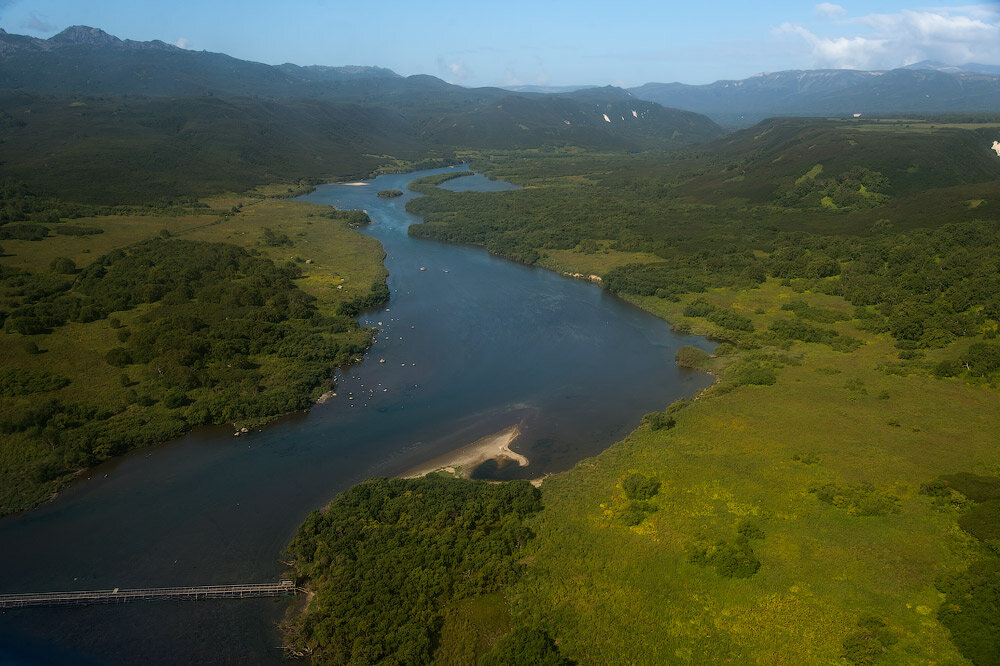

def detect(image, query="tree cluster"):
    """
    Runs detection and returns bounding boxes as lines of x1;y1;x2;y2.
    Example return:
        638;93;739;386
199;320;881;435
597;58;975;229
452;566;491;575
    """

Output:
923;473;1000;665
1;238;376;512
283;476;543;664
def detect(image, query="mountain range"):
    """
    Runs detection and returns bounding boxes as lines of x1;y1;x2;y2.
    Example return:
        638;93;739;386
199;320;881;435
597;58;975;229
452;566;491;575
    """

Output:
0;25;718;147
0;26;723;203
629;66;1000;127
0;25;399;96
508;63;1000;127
1;25;997;204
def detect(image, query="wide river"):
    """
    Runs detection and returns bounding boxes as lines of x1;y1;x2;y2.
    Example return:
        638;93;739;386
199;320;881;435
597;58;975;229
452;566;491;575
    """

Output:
0;167;712;664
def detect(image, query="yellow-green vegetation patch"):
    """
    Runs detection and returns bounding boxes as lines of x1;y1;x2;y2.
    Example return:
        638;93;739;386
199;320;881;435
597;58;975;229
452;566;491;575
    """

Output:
510;285;997;663
796;163;824;184
537;245;661;277
0;213;221;273
183;198;387;308
432;593;514;664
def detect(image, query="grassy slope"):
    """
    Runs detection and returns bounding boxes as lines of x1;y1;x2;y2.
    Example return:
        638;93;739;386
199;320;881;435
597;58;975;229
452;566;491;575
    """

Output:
537;244;664;277
0;195;385;514
508;277;996;663
189;195;387;307
432;593;515;664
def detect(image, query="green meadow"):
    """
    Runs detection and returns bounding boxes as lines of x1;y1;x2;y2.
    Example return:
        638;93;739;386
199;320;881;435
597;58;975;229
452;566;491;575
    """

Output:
508;278;998;663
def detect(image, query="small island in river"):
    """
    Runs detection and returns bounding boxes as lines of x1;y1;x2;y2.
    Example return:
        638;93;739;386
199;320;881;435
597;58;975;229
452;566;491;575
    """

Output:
377;189;404;198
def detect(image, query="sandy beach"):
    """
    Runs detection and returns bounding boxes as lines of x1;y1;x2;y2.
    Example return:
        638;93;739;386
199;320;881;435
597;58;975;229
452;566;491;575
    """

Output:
403;425;528;479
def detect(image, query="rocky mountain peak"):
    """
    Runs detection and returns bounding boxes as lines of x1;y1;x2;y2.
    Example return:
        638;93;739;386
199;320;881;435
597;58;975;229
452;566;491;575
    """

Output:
48;25;121;47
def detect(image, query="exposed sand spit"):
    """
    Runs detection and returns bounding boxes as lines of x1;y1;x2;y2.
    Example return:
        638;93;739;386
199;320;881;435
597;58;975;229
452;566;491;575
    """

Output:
403;425;527;479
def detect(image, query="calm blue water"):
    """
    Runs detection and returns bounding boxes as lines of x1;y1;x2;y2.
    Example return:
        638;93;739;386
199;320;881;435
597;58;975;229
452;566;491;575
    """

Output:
0;167;712;664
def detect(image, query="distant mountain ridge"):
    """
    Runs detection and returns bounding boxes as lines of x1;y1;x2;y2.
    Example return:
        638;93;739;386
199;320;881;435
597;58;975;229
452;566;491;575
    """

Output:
901;60;1000;75
0;25;177;52
630;66;1000;127
5;25;999;131
0;26;724;203
502;84;598;94
0;24;720;152
0;25;401;95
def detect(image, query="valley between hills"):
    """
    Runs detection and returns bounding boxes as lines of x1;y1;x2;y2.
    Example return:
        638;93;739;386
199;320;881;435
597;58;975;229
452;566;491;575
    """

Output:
1;25;1000;665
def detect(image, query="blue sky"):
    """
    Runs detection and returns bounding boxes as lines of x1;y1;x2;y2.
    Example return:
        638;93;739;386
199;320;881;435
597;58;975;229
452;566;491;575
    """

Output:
1;1;998;86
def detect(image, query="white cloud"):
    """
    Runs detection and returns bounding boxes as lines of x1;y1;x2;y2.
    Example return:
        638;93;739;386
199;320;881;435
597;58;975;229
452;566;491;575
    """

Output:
778;23;887;69
780;5;1000;69
437;57;472;83
175;37;192;49
815;3;846;19
928;4;1000;21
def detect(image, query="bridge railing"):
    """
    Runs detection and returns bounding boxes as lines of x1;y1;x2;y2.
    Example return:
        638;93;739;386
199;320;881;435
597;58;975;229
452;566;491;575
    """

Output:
0;580;299;609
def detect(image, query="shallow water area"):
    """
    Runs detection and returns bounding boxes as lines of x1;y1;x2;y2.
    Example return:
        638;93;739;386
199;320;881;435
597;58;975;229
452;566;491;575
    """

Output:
0;166;712;664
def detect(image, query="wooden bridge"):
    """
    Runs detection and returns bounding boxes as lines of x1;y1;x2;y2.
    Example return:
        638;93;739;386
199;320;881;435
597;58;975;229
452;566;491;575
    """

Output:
0;580;299;609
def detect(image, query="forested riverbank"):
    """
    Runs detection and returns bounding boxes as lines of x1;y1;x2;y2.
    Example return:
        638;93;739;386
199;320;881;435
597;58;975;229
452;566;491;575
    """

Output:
0;193;387;515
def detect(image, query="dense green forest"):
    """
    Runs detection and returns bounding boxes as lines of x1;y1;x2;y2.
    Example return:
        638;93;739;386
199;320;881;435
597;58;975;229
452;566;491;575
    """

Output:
0;92;440;204
282;476;570;664
0;92;720;206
